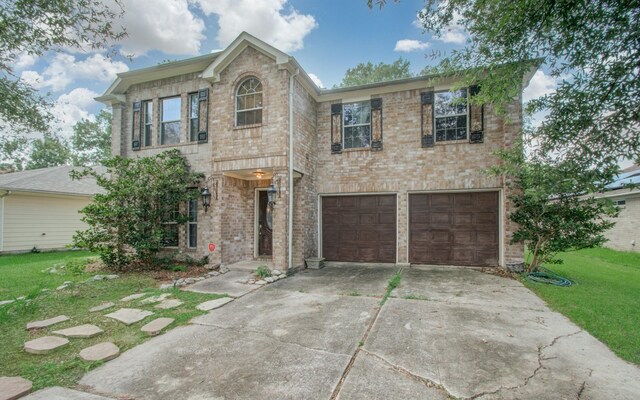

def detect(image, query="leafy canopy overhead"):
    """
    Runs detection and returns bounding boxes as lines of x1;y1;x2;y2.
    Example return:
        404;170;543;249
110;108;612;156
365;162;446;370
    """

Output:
336;57;414;88
0;0;126;134
371;0;640;175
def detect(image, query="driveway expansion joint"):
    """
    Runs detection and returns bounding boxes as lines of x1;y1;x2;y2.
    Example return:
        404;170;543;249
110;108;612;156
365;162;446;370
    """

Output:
469;330;584;399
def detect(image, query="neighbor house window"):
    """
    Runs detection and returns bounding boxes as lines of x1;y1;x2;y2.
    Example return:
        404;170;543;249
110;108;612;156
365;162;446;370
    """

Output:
189;93;199;142
161;96;181;145
615;199;626;208
434;89;468;142
142;100;153;147
187;196;197;248
236;77;262;126
343;101;371;149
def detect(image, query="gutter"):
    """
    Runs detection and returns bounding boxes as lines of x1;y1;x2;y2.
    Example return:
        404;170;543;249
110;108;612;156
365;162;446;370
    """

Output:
288;69;299;271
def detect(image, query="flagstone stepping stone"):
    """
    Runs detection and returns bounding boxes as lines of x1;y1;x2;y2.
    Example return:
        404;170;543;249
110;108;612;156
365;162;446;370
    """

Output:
26;315;70;330
21;386;113;399
120;293;146;302
139;293;171;305
105;308;153;325
24;336;69;354
140;318;175;336
0;300;15;307
154;299;183;309
196;297;233;311
52;324;103;338
89;302;114;313
79;342;119;362
0;376;32;400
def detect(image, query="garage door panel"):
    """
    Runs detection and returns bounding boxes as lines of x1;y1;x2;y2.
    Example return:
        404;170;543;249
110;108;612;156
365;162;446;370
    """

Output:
322;195;397;263
409;192;498;266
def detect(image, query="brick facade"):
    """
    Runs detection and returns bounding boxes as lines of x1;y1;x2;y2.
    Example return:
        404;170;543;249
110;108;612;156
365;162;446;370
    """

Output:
104;33;527;270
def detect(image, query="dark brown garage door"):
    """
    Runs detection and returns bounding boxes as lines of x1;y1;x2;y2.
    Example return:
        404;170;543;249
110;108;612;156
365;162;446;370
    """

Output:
409;192;499;266
322;195;396;263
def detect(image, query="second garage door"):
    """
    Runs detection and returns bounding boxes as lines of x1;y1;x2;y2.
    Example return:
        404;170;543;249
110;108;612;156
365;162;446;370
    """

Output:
322;195;396;263
409;192;499;266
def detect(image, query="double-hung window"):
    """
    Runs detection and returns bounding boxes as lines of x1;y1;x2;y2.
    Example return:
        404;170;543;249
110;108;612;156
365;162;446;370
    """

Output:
189;93;199;142
162;203;180;247
142;100;153;147
236;77;262;126
161;96;181;145
434;90;468;142
343;101;371;149
187;196;197;248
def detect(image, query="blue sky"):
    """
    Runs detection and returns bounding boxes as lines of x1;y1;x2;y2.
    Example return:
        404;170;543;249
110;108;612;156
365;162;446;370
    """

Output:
12;0;553;139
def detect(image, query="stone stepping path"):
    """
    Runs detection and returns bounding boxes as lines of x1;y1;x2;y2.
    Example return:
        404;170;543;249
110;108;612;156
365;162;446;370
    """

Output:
22;386;113;400
0;376;32;400
0;300;15;307
120;293;146;302
52;324;103;338
196;297;233;311
26;315;69;330
79;342;120;362
105;308;153;325
24;336;69;354
141;318;175;336
89;302;114;313
154;299;183;309
139;293;171;305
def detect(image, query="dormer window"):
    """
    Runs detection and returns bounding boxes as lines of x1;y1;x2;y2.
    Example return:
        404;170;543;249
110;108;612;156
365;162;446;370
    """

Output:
236;77;262;126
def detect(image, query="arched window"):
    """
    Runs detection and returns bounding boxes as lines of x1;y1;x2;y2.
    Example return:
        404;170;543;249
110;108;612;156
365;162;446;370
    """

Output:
236;77;263;126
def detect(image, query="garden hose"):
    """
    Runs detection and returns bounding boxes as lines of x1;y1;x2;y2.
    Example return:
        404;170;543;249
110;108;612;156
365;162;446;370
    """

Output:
525;267;572;287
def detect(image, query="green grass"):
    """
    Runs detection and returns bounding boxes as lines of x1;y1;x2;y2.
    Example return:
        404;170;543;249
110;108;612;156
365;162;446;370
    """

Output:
523;247;640;365
380;270;402;305
0;251;226;390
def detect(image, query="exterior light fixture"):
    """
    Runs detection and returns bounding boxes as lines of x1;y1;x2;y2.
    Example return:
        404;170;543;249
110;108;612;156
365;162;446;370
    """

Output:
201;187;212;212
267;180;277;206
253;170;266;179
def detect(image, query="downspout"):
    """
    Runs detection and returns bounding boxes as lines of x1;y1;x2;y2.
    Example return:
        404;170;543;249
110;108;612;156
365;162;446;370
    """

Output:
288;68;299;271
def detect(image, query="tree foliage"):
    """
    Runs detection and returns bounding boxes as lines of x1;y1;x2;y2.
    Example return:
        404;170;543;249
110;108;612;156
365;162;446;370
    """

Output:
370;0;640;176
336;57;413;87
72;150;203;270
0;0;125;134
71;109;112;166
25;134;70;170
489;144;618;272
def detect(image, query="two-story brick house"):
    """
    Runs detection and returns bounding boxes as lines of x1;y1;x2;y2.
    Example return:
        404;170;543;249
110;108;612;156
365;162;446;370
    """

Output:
97;32;534;271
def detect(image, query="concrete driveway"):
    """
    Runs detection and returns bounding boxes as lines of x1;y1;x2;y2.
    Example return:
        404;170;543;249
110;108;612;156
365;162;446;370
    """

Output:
78;264;640;399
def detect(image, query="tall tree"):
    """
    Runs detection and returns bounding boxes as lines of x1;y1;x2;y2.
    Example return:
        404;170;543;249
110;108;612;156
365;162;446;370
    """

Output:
25;134;70;170
336;57;413;88
0;0;125;135
0;135;29;171
71;109;112;166
370;0;640;182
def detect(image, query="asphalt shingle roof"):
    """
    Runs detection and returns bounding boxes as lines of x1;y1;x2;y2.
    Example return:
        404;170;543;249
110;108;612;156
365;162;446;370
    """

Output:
0;165;104;196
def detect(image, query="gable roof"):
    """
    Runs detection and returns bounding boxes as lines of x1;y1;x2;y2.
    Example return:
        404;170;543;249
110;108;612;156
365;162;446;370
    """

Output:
0;166;104;197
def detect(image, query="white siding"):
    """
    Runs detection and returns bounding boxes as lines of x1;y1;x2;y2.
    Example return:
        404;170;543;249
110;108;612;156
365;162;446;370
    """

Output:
2;192;92;252
604;195;640;253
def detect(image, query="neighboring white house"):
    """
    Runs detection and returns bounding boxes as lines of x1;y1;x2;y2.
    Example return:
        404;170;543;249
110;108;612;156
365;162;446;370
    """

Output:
0;166;102;253
600;165;640;253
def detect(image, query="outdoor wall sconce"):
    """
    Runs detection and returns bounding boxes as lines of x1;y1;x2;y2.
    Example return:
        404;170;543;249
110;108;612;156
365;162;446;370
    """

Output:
201;179;218;212
267;176;280;206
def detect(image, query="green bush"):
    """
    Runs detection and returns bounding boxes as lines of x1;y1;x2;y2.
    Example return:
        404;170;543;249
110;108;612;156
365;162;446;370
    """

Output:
65;258;87;275
255;265;271;279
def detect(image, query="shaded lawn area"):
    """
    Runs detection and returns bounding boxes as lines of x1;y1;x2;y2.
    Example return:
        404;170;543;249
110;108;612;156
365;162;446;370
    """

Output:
524;247;640;365
0;251;226;391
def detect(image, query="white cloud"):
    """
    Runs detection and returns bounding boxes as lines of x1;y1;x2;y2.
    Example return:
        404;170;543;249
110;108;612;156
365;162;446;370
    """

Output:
307;73;324;88
523;69;556;103
440;30;466;44
13;52;38;70
118;0;205;57
194;0;317;52
394;39;430;52
51;88;101;138
20;53;129;92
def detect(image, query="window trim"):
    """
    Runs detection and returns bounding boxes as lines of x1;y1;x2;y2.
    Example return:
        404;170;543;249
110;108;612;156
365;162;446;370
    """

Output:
142;100;153;147
434;89;469;143
342;101;372;150
160;96;182;145
235;77;263;127
188;92;199;142
186;196;198;249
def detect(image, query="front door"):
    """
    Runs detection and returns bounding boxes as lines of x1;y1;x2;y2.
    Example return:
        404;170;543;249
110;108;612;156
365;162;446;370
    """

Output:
258;190;273;256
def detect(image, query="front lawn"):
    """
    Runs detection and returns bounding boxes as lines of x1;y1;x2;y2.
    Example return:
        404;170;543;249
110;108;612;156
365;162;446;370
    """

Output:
524;247;640;365
0;251;225;391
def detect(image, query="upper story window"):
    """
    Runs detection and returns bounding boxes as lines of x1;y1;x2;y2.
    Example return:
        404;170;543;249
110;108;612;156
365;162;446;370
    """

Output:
142;100;153;147
343;101;371;149
434;89;468;142
236;77;262;126
189;93;199;142
161;96;181;145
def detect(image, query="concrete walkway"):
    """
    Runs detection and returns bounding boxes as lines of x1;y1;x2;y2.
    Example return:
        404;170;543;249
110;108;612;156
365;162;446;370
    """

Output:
78;264;640;399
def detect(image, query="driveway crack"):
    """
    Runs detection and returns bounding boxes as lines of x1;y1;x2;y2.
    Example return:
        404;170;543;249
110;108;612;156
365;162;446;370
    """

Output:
469;330;583;399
